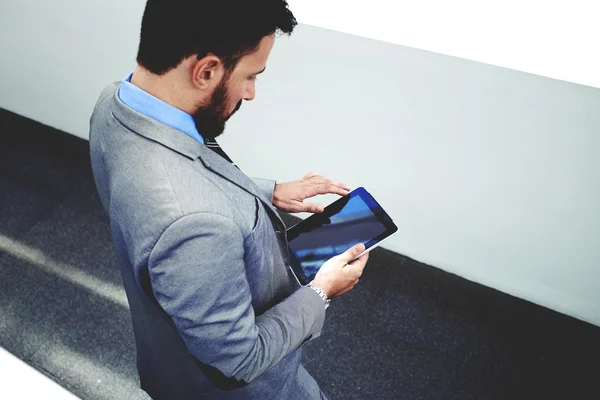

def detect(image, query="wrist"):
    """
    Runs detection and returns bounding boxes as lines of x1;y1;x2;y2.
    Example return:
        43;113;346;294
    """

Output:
309;279;331;298
307;284;331;309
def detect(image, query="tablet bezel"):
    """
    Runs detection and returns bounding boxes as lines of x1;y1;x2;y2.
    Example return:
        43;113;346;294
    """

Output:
286;187;398;286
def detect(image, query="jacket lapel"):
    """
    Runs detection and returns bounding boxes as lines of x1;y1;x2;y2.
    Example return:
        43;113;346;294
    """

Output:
110;83;287;232
197;149;287;231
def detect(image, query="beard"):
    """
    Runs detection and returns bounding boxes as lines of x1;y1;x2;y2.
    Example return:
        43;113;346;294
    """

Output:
193;75;242;141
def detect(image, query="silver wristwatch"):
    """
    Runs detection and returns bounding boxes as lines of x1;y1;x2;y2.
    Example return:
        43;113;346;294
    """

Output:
307;284;331;309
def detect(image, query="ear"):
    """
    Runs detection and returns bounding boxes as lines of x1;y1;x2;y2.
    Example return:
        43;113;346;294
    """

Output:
191;54;223;89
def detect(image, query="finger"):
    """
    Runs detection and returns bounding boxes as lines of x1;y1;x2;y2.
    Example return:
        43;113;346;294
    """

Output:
333;278;359;297
345;253;368;276
323;177;352;192
347;253;369;273
301;202;325;213
344;278;359;288
345;259;365;277
331;282;353;298
314;182;349;197
340;279;355;291
308;175;348;191
339;243;366;263
349;251;369;266
326;182;351;196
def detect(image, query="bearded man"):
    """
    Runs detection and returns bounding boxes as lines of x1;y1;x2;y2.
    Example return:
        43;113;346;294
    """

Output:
89;1;369;399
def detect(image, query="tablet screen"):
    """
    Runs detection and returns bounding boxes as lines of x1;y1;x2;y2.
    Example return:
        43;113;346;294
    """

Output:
286;187;397;286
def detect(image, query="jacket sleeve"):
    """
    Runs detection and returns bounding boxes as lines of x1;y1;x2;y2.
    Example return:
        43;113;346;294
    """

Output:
250;177;276;204
147;212;326;384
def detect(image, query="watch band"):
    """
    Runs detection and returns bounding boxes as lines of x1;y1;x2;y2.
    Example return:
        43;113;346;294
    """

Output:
307;284;331;309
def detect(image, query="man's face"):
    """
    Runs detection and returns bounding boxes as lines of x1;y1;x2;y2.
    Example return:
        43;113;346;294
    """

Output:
193;34;275;140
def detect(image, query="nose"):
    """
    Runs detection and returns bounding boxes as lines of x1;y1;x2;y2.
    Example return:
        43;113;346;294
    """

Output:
244;81;256;101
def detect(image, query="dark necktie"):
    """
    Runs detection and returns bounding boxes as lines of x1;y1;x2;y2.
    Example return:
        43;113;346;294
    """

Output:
204;138;238;168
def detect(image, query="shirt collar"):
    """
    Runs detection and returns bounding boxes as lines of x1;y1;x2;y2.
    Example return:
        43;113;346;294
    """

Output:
118;73;204;144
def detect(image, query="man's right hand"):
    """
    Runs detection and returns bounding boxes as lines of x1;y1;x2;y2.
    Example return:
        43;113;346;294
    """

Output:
310;243;369;298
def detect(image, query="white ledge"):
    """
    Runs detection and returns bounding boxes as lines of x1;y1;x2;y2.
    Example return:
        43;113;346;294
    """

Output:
288;0;600;89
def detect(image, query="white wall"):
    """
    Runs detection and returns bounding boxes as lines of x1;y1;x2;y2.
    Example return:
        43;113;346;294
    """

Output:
288;0;600;89
1;1;599;327
0;0;144;138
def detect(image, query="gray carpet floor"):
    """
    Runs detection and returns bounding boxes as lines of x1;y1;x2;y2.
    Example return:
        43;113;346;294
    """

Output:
1;108;599;400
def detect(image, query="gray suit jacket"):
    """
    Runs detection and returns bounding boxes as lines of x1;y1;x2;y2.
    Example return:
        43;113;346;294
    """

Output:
89;82;327;399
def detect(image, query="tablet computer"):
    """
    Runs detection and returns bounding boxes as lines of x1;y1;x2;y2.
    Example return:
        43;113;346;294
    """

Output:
286;187;398;286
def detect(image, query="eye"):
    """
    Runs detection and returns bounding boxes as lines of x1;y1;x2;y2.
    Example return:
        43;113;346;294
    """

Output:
248;76;257;82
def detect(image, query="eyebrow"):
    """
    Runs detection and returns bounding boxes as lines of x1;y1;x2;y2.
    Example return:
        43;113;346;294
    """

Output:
255;67;266;75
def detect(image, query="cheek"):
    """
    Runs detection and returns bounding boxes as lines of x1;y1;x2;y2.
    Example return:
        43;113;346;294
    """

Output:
225;81;241;98
228;84;247;107
238;81;250;98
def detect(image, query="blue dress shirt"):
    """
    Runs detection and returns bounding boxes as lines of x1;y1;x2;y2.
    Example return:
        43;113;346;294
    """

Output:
118;73;205;144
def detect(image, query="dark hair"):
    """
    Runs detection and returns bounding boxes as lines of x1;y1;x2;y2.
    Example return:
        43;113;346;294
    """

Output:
136;0;297;75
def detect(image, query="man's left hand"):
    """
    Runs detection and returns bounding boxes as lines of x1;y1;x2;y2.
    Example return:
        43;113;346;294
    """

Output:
273;172;351;213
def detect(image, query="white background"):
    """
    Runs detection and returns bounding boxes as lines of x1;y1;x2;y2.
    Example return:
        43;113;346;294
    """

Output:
288;0;600;89
0;347;80;399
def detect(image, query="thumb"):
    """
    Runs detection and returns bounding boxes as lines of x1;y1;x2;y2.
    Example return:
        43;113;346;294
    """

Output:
340;243;366;263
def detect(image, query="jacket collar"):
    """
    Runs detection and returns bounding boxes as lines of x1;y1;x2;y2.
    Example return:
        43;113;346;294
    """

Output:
109;82;285;228
111;82;204;161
